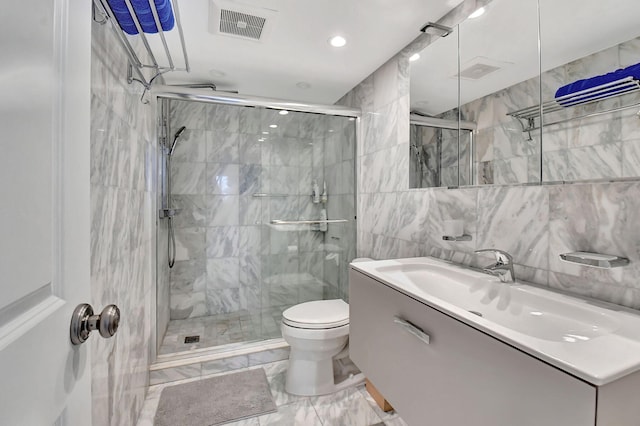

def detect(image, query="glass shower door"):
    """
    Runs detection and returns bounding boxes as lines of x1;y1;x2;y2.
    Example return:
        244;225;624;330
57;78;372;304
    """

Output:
158;98;357;356
257;110;357;337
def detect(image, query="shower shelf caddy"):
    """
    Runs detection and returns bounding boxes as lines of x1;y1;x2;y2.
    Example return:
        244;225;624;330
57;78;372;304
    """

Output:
508;76;640;140
92;0;190;91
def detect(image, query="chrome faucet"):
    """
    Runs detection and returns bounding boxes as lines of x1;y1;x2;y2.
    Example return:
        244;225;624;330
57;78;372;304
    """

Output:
475;249;515;283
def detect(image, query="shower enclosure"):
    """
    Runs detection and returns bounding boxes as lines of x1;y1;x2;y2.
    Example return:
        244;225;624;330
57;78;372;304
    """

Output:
409;114;475;188
155;93;358;357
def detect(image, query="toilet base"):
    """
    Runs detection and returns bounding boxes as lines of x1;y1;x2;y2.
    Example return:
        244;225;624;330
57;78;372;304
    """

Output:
285;353;365;396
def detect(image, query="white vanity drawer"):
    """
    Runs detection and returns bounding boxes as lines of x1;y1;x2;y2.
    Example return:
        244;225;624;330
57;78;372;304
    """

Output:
349;269;596;426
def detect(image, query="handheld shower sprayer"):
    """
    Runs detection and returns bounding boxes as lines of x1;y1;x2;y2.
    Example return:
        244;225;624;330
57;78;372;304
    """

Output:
165;125;186;269
169;126;187;156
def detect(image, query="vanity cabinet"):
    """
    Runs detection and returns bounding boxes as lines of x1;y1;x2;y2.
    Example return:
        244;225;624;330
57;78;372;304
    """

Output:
349;268;640;426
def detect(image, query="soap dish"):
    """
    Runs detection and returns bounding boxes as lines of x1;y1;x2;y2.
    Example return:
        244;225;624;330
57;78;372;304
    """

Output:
442;234;472;242
559;252;629;268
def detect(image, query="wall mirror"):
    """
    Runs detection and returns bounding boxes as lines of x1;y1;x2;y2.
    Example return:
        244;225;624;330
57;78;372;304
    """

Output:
409;0;640;188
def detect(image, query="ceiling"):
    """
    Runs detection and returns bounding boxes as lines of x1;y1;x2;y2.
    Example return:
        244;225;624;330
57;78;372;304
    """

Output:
410;0;640;116
157;0;463;104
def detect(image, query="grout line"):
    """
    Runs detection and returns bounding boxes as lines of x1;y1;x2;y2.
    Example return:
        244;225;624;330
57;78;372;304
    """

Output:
308;397;325;426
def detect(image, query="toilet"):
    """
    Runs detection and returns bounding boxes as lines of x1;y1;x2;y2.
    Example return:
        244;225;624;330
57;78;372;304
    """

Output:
281;258;372;396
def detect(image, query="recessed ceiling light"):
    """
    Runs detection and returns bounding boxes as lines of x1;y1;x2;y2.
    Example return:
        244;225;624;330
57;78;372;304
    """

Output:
262;131;269;135
296;81;311;89
329;35;347;48
269;124;278;128
279;110;289;115
328;129;334;133
258;138;265;142
409;53;420;62
469;7;485;19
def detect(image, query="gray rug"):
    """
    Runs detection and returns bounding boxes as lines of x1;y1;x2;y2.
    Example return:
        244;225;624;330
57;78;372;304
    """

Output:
154;368;277;426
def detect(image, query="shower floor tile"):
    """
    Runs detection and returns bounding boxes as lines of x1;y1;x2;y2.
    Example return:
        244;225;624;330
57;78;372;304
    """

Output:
136;360;408;426
159;308;286;355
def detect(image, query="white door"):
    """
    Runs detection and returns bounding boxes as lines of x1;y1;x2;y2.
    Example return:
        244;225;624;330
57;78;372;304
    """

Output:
0;0;93;424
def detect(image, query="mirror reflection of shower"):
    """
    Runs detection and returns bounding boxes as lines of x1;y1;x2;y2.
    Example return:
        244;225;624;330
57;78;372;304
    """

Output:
409;113;476;188
162;125;186;268
411;140;434;187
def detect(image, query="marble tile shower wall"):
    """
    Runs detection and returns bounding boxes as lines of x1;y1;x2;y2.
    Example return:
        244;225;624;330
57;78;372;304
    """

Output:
157;217;170;349
464;36;640;185
168;101;337;320
338;31;640;311
91;19;158;426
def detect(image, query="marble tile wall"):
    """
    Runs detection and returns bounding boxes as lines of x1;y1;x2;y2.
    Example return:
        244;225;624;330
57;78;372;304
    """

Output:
167;102;353;320
91;18;159;426
337;0;640;311
157;215;170;351
539;37;640;182
459;37;640;185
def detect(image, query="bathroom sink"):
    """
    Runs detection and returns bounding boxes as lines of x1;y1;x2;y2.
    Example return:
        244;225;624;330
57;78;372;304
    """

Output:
351;257;640;385
375;262;619;342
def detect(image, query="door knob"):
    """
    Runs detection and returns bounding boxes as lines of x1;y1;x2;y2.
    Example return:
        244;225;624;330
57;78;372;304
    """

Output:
70;303;121;345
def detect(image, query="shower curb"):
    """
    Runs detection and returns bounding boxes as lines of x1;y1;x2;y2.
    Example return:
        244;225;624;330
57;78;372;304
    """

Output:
149;340;290;386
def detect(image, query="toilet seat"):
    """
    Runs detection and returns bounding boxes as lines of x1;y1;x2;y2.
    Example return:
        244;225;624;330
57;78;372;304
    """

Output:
282;299;349;329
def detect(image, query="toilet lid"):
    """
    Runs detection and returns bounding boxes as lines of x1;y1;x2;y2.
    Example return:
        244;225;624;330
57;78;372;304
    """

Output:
282;299;349;329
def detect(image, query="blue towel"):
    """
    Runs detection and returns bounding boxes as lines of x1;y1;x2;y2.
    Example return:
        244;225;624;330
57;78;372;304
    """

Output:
107;0;175;35
555;62;640;105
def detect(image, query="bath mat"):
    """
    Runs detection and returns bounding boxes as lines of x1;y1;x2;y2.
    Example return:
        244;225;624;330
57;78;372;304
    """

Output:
154;368;277;426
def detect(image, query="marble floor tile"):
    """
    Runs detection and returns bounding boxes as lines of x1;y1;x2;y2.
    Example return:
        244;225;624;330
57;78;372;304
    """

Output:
137;361;402;426
159;306;294;355
149;363;202;385
383;417;410;426
261;360;288;378
310;386;383;426
256;400;323;426
221;418;261;426
357;386;402;423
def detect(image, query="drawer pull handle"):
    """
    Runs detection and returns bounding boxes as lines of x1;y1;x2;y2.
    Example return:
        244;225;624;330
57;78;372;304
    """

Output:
394;316;430;345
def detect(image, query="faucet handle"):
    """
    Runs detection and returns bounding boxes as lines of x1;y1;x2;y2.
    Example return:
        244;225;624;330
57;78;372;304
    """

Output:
475;249;513;265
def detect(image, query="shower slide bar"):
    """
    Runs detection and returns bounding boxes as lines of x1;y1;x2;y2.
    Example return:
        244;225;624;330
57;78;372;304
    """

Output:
93;0;190;90
270;219;349;225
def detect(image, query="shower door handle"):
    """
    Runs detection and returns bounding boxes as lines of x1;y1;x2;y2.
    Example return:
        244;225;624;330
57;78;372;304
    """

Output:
70;303;121;345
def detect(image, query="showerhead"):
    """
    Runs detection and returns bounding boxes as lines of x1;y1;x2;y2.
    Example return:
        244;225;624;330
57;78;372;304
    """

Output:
169;126;187;156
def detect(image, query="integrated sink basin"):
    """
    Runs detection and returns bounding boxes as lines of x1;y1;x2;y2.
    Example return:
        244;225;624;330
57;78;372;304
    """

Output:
352;257;640;385
374;262;619;342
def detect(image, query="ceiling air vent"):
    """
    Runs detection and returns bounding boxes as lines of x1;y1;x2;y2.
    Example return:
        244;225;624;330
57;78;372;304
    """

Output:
458;63;501;80
219;9;266;40
455;56;513;81
209;1;277;41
